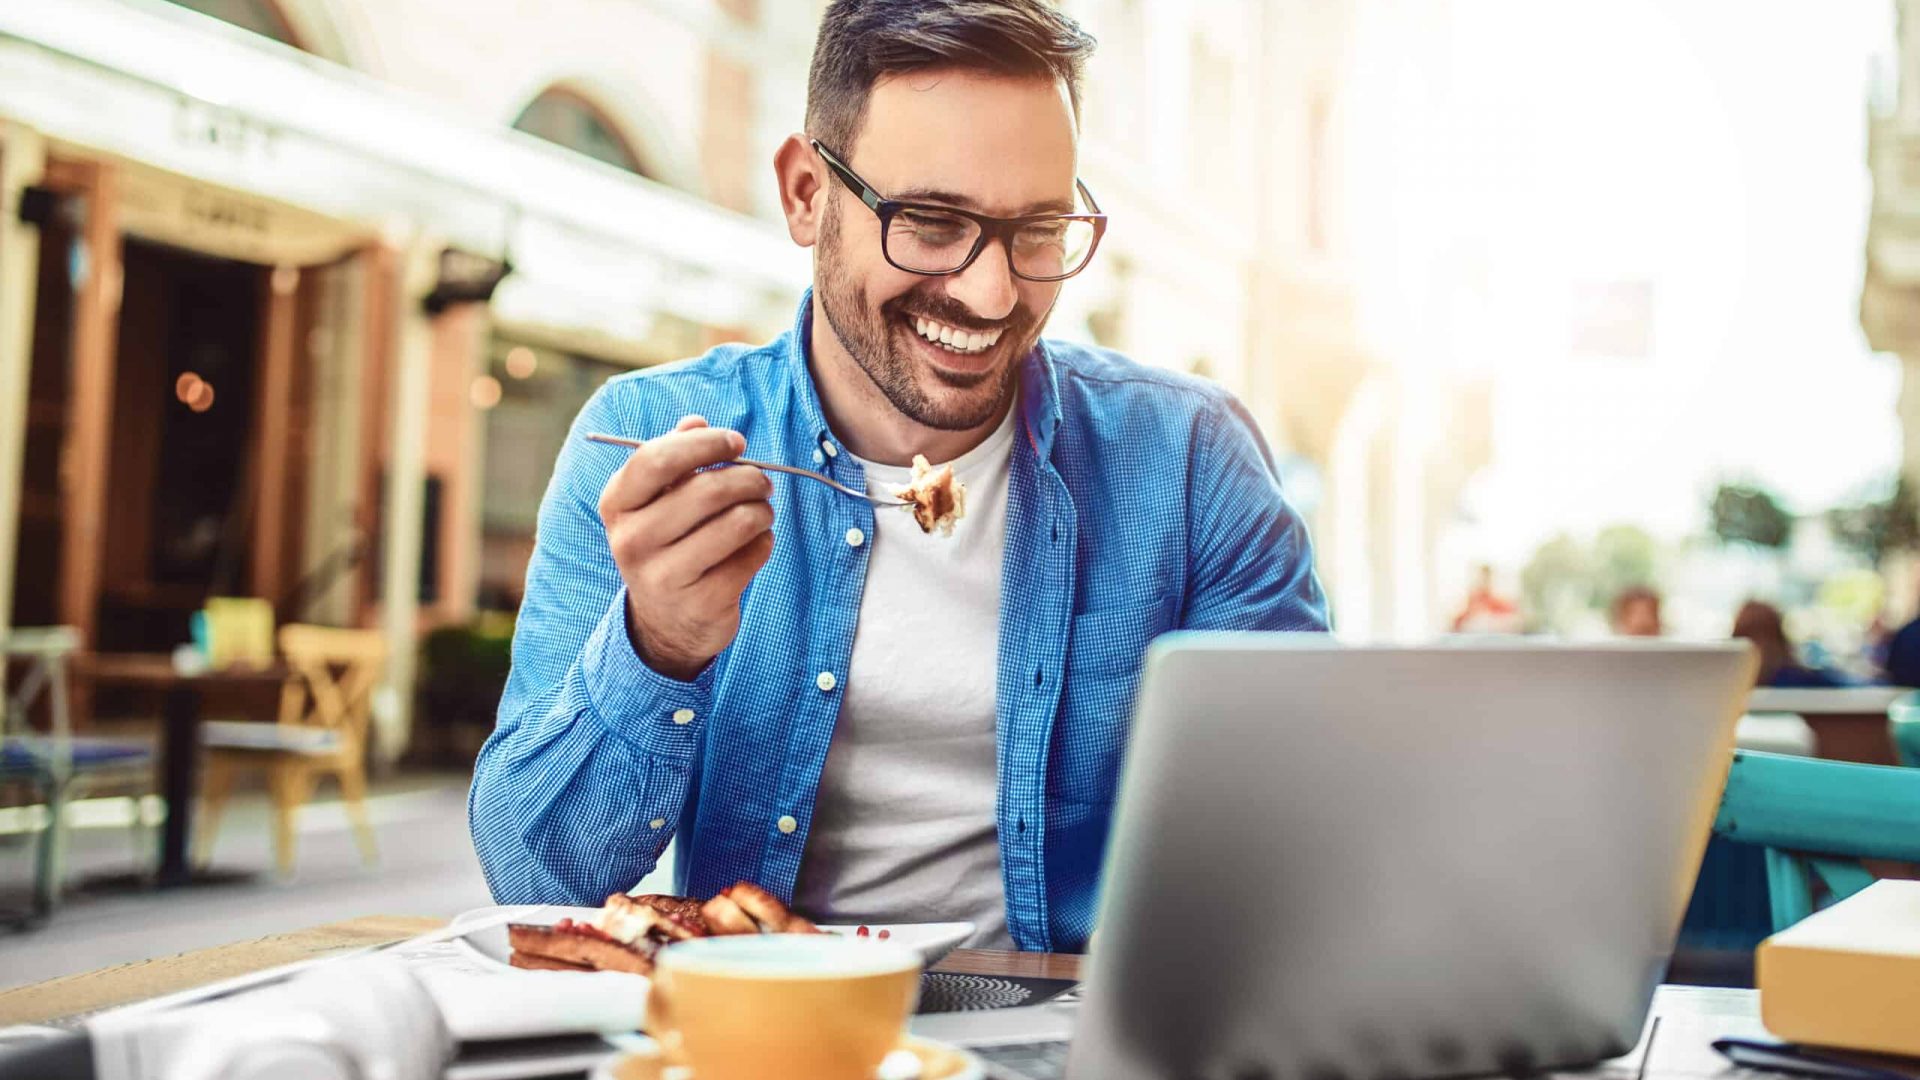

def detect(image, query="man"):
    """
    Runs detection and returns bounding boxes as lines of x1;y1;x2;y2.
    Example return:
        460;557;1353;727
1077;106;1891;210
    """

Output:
469;0;1327;952
1608;585;1663;638
1450;564;1521;634
1883;597;1920;688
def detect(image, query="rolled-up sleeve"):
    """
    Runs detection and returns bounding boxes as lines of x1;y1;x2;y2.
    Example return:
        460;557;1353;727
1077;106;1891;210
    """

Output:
1183;395;1331;633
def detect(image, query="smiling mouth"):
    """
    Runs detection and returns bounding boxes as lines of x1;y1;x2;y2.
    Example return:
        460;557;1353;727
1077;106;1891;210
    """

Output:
905;313;1004;356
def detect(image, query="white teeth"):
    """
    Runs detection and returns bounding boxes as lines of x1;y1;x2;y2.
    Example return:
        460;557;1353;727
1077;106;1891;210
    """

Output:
907;316;999;353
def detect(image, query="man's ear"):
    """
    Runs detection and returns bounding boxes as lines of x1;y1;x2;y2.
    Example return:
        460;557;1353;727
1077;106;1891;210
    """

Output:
774;134;825;248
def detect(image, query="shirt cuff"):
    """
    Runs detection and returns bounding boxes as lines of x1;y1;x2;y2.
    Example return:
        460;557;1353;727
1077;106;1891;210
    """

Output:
580;586;716;760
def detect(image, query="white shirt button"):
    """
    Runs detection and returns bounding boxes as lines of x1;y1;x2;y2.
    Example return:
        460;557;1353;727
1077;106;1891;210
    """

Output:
812;448;825;465
649;818;666;830
821;441;839;458
816;671;837;692
672;708;695;725
777;815;798;834
845;527;865;548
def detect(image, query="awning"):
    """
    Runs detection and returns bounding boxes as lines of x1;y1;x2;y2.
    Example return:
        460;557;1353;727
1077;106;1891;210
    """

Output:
0;0;808;337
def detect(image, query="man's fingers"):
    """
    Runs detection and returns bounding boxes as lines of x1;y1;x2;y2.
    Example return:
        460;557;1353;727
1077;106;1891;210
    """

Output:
652;500;775;587
599;426;745;516
674;415;708;433
636;466;773;549
698;529;777;599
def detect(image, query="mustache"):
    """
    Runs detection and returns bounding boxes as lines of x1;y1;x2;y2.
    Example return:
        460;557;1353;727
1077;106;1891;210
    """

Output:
883;288;1030;335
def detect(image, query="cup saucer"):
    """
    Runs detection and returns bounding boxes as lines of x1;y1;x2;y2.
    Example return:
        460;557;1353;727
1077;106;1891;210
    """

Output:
592;1033;986;1080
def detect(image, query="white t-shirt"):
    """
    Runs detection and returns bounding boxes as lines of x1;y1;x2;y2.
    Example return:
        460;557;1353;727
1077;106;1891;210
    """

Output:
791;409;1017;948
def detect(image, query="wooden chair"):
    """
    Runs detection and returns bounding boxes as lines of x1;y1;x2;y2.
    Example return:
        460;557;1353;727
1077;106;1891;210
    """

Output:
195;625;383;876
1711;749;1920;931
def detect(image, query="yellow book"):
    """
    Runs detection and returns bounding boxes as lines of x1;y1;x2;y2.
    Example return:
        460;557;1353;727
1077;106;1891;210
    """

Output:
1757;880;1920;1057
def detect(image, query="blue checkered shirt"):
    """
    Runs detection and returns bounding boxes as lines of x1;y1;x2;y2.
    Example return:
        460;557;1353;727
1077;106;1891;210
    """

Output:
469;292;1328;951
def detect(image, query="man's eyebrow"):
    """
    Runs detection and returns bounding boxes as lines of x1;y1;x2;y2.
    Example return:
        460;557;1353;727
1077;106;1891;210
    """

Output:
890;187;1077;215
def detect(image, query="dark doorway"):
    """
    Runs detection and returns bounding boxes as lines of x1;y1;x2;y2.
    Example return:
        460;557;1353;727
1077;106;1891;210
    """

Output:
96;240;263;651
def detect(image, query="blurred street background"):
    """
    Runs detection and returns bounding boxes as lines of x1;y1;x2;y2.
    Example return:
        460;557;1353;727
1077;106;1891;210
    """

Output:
3;0;1919;989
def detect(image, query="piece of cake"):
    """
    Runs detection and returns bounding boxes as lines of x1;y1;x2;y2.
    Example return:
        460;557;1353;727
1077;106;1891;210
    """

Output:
893;455;967;536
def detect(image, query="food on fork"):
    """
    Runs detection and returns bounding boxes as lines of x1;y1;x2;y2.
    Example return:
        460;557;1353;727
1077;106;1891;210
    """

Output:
893;455;966;536
507;882;821;975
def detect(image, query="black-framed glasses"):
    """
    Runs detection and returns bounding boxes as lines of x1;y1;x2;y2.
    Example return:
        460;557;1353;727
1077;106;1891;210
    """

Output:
811;138;1107;282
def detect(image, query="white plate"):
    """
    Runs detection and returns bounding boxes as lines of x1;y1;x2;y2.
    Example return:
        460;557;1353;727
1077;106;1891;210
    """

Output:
449;905;975;971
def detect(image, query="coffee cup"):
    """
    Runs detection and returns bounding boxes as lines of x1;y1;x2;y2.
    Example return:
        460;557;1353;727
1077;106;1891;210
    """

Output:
644;933;922;1080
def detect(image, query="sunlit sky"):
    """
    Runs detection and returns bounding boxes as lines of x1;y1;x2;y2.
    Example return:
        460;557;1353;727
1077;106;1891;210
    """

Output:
1350;0;1903;563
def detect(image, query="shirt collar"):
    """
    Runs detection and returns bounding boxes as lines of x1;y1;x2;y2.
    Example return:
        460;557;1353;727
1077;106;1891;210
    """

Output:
782;288;1063;465
784;289;837;458
1017;339;1064;466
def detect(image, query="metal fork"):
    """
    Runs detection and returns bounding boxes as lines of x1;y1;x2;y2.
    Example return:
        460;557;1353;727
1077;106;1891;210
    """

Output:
585;432;910;506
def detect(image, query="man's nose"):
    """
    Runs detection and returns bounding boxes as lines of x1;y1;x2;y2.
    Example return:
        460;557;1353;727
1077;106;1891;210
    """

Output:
943;236;1019;323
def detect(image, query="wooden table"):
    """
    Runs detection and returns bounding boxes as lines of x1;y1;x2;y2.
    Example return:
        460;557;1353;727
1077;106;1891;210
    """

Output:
71;653;287;887
0;916;1082;1027
1747;687;1909;766
14;919;1858;1080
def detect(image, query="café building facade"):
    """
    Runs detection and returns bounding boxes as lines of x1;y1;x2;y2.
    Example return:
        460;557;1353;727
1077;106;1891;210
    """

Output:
0;0;807;752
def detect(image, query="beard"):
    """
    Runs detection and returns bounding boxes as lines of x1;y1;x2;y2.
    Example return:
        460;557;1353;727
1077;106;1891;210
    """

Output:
814;199;1041;432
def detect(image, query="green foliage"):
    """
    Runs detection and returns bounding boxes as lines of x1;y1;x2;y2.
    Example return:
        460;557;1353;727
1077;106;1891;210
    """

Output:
1709;483;1793;550
416;618;515;765
420;622;513;682
1829;475;1920;566
1520;525;1664;633
1520;533;1592;632
1590;524;1658;608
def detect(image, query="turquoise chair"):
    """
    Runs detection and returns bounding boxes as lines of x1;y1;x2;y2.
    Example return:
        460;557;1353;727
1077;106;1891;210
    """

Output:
1712;749;1920;931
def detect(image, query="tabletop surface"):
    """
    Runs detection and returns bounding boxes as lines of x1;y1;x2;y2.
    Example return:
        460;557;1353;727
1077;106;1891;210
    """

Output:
1747;686;1910;713
71;652;288;687
0;916;1820;1080
0;916;1080;1027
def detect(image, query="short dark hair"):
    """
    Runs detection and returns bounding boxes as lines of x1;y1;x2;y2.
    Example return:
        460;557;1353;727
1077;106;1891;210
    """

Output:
806;0;1098;155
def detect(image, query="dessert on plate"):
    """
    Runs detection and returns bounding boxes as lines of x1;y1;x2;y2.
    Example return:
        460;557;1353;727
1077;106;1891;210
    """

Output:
507;882;819;975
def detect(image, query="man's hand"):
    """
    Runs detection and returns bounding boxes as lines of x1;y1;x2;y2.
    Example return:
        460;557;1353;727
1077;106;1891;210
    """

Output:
597;416;776;681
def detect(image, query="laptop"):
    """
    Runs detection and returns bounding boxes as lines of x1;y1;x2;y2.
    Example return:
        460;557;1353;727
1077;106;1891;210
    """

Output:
912;635;1756;1080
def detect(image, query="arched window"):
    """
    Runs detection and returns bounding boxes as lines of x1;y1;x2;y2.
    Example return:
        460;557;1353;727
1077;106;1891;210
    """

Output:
513;88;651;178
164;0;304;50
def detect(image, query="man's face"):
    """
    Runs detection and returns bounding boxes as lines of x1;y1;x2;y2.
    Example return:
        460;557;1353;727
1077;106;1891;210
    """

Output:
815;68;1079;431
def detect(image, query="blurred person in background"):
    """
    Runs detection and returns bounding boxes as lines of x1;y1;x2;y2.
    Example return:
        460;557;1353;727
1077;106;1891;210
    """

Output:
1451;564;1523;634
468;0;1328;952
1732;600;1851;688
1879;601;1920;687
1608;585;1663;638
